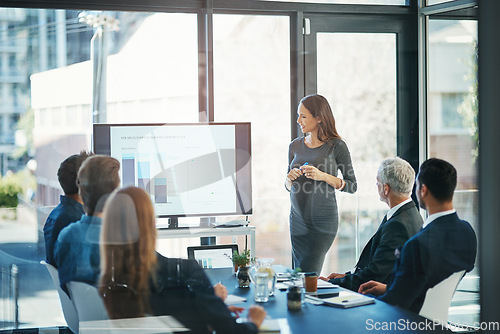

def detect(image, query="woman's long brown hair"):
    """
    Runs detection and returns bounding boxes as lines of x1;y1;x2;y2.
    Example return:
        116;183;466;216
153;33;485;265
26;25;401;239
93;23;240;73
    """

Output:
99;187;157;319
300;94;341;142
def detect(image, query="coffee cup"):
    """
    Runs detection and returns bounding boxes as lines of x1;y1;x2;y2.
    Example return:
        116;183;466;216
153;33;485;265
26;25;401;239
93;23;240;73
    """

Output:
304;272;318;293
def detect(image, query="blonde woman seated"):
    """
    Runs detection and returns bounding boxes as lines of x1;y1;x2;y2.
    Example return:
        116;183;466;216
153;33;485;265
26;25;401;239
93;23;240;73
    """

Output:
99;187;265;333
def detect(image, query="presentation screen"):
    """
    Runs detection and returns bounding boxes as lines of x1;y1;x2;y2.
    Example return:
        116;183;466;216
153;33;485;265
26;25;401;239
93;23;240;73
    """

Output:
93;123;252;218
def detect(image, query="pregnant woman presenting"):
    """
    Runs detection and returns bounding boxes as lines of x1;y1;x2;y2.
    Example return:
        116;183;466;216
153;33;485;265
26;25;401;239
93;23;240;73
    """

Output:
286;94;357;275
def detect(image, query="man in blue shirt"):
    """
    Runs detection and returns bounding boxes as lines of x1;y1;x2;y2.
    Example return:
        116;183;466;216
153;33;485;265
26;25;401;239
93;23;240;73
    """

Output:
358;158;477;314
43;151;91;266
54;155;120;291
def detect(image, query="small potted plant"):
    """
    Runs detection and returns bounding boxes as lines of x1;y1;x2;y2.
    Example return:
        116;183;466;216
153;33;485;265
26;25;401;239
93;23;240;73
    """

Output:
232;249;252;288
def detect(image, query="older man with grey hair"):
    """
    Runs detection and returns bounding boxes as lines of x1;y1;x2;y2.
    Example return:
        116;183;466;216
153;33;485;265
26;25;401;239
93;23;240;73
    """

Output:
319;157;423;292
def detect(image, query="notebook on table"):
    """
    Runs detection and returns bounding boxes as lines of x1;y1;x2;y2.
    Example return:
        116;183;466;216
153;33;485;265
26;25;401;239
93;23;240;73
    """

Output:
320;290;375;308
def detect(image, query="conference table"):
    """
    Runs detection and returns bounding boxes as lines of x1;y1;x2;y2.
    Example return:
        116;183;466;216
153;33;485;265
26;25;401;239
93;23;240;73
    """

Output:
205;267;452;333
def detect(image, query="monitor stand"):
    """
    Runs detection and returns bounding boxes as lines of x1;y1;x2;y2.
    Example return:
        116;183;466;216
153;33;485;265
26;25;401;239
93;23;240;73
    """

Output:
168;217;178;229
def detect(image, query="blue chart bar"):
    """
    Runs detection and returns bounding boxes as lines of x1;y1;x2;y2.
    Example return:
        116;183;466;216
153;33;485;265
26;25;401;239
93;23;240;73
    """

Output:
200;258;212;269
122;154;135;187
154;177;167;203
138;161;151;194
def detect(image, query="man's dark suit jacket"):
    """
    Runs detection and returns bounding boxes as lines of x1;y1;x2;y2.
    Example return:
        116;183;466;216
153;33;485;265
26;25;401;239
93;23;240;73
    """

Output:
330;201;423;291
379;212;477;314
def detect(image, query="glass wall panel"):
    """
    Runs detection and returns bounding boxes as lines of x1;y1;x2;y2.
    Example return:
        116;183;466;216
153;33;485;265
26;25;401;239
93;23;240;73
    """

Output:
316;33;397;276
0;8;198;330
428;18;478;326
213;14;291;266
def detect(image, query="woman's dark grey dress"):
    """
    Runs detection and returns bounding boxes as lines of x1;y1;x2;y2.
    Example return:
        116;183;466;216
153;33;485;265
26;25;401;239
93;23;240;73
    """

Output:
287;137;357;274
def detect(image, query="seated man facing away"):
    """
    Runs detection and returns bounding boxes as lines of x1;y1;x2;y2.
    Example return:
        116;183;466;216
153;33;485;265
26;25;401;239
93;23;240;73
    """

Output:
359;158;477;314
54;155;120;291
43;151;91;266
320;157;423;292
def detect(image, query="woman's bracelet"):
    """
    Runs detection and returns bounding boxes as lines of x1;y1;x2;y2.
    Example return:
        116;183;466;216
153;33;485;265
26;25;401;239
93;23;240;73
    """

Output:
338;178;346;191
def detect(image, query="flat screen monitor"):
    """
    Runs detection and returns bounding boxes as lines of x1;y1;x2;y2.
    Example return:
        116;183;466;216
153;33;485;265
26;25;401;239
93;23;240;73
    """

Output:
93;122;252;219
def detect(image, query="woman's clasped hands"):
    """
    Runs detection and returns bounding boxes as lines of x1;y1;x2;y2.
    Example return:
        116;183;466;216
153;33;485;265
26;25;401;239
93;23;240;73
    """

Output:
287;163;325;182
300;164;325;181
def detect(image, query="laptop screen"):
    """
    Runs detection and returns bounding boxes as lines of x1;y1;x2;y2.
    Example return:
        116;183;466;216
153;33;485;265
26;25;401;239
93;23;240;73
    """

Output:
187;244;238;269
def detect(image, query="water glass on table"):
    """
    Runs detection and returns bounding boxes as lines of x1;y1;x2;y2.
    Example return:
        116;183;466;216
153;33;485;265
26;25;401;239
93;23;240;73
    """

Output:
254;272;270;303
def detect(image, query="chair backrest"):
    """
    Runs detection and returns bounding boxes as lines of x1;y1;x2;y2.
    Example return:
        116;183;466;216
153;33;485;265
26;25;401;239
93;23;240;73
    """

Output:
419;270;466;325
40;260;79;333
67;281;109;323
1;264;19;329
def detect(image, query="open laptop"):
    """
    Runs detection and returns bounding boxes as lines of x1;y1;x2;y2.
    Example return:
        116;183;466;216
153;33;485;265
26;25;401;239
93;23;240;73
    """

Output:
187;244;238;269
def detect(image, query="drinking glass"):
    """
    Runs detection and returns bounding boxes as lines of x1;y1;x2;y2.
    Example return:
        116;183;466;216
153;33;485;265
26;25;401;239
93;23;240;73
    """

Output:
254;272;270;302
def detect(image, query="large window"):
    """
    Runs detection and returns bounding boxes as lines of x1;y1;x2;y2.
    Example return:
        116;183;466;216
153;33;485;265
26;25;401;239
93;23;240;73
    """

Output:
1;2;418;331
301;12;407;277
32;11;199;207
427;16;478;327
1;8;200;329
428;19;477;201
213;14;292;266
316;33;397;275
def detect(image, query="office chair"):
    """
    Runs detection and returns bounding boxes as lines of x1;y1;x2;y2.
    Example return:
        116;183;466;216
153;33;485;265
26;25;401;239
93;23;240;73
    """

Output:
67;283;189;334
419;270;466;326
40;260;79;333
66;281;109;324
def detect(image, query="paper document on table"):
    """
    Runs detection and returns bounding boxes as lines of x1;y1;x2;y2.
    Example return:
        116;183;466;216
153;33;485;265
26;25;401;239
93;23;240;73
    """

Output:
238;317;290;333
276;279;338;291
321;291;375;308
225;294;247;305
317;280;339;289
259;318;290;334
80;315;189;333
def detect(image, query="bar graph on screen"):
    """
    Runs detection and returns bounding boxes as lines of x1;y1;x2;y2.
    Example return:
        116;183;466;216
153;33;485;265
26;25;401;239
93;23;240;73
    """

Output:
155;176;167;203
93;123;252;218
122;153;135;187
137;157;151;195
